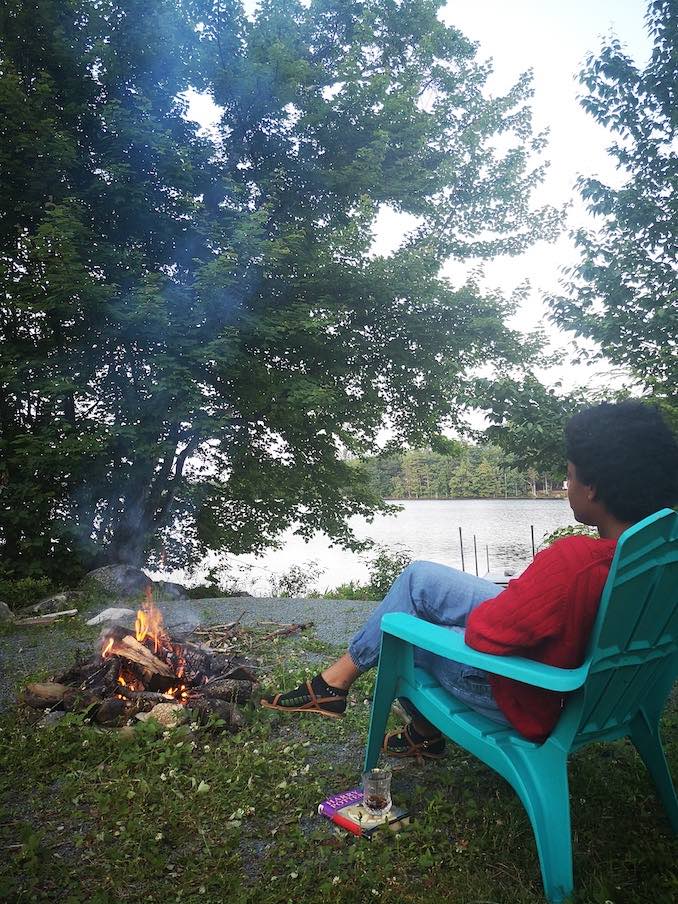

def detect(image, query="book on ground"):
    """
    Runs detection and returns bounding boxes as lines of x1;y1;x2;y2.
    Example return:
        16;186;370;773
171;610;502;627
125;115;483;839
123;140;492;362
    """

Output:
318;787;410;839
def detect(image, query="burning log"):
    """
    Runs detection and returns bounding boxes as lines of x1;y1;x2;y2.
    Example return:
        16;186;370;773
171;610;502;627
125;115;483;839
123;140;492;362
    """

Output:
116;687;179;706
102;625;173;678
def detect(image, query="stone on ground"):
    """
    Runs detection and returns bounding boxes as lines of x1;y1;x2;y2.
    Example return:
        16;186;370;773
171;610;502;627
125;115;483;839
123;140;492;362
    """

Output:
154;580;188;600
85;565;153;596
86;607;136;626
0;601;14;622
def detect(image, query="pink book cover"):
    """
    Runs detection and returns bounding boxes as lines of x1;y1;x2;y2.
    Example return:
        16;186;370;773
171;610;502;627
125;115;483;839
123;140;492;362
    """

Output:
317;787;364;819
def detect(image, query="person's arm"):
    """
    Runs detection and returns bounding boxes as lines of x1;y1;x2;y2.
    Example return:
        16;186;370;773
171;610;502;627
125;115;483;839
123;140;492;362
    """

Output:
465;544;569;656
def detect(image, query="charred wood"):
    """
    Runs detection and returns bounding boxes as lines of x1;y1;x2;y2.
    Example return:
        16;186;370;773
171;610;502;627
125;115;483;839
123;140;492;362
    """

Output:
94;698;132;726
21;682;70;709
202;678;255;704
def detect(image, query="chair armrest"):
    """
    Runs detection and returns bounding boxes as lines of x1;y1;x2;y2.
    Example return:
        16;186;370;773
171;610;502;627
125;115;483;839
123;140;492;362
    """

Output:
380;613;589;692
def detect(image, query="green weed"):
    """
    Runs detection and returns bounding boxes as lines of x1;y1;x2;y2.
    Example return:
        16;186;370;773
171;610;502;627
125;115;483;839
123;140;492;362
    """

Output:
1;638;677;904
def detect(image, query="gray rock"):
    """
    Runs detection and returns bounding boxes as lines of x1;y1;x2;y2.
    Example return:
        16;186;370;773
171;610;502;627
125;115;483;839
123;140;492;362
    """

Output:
85;564;153;597
154;580;188;600
86;606;136;626
17;590;84;617
0;601;14;622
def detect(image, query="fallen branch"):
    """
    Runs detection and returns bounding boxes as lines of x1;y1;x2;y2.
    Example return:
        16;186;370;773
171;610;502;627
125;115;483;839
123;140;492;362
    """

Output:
14;609;78;626
193;612;247;634
260;621;314;642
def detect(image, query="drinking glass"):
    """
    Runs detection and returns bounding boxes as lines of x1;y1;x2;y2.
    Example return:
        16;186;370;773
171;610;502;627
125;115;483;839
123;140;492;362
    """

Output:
361;767;392;818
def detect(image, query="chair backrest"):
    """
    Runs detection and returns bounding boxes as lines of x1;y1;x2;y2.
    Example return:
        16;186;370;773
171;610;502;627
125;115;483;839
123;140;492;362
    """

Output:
573;508;678;742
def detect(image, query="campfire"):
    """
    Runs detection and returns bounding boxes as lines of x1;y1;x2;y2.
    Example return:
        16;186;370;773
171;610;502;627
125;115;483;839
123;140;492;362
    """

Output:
20;591;260;730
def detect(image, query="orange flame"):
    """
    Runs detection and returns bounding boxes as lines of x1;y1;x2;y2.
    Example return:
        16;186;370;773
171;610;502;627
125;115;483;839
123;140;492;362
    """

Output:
135;588;166;654
101;591;190;704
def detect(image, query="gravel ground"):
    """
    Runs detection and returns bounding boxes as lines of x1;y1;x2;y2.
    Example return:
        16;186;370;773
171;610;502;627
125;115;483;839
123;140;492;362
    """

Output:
0;596;379;711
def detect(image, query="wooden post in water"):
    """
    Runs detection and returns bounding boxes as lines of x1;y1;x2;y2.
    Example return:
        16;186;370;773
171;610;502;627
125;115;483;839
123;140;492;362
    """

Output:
459;527;465;572
473;535;479;576
485;545;490;573
531;525;536;559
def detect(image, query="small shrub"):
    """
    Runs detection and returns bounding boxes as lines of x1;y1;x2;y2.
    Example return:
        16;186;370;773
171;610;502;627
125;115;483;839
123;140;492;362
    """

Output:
270;560;325;598
0;575;55;610
186;565;249;599
366;543;412;598
541;524;597;548
324;544;413;600
324;581;376;601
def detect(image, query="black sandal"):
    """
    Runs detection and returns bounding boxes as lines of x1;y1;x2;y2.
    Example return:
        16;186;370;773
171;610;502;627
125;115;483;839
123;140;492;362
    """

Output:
260;676;347;718
383;723;446;761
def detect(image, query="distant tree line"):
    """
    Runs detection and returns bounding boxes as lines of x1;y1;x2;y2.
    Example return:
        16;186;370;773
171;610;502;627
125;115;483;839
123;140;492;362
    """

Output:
354;444;564;500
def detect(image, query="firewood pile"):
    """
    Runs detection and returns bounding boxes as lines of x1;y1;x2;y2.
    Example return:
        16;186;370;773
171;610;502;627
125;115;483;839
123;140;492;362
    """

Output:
19;598;315;732
19;595;257;730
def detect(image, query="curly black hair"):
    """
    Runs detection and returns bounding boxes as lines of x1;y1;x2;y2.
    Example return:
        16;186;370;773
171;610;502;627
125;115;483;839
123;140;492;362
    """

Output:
565;401;678;523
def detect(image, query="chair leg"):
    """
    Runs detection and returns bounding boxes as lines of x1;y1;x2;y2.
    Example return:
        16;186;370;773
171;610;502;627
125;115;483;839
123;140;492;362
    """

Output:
630;714;678;833
364;634;403;772
520;756;573;904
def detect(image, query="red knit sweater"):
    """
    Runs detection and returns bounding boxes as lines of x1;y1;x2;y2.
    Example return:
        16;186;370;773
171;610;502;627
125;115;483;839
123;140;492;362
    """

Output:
465;535;616;742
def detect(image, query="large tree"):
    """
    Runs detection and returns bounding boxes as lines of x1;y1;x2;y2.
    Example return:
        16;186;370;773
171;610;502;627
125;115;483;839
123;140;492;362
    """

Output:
0;0;558;580
549;0;677;424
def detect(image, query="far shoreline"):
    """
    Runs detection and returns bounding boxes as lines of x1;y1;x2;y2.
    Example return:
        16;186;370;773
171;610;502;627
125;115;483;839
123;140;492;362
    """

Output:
384;495;567;502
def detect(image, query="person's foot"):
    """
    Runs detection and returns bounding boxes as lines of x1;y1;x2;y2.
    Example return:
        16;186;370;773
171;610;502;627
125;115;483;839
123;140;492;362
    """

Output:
260;674;347;718
383;722;446;761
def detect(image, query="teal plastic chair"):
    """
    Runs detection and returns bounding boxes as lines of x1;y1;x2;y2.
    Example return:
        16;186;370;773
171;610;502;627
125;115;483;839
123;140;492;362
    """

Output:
364;508;678;903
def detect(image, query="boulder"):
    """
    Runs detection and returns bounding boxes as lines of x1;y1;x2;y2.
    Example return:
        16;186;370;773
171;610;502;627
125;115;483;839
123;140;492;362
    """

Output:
0;600;14;622
86;607;136;626
153;580;188;600
85;565;153;597
17;590;84;617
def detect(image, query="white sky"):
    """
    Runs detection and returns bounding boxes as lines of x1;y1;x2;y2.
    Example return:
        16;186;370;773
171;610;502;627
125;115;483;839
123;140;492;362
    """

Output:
441;1;650;330
188;0;652;393
376;1;652;392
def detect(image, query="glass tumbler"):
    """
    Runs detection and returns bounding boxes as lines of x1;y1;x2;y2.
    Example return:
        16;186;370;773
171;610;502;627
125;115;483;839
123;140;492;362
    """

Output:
361;767;392;818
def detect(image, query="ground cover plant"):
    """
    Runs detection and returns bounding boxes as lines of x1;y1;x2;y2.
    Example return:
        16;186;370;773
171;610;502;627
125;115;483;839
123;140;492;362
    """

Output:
1;623;677;904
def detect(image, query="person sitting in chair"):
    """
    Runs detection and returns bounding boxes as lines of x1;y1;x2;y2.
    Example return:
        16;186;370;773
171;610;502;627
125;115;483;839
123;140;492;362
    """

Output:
261;401;678;756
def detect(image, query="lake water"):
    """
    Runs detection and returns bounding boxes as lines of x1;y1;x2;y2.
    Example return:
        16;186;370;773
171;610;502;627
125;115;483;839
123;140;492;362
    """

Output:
158;498;578;596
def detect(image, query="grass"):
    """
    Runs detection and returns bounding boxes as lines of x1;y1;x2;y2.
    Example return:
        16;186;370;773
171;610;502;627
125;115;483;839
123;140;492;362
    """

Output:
1;632;677;904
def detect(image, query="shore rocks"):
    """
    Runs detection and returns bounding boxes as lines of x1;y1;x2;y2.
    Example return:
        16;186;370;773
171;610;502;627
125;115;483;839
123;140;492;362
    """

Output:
0;601;14;622
153;580;188;601
86;565;153;596
84;565;188;600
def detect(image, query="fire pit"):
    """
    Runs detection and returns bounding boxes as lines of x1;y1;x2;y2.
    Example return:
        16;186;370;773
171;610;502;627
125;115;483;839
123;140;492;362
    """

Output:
20;591;260;730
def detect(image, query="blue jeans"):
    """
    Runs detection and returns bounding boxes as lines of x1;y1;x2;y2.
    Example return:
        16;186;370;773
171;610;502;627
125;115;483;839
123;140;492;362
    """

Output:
348;561;509;724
